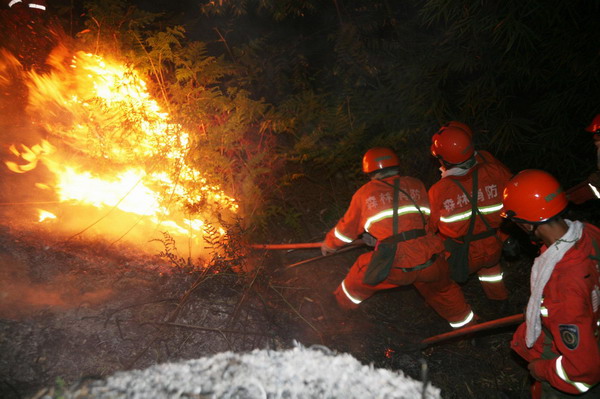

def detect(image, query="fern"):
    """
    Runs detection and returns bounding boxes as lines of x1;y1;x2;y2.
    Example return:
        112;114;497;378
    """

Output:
150;231;190;270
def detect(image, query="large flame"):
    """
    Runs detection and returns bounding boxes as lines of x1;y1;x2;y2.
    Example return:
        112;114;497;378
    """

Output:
1;47;238;257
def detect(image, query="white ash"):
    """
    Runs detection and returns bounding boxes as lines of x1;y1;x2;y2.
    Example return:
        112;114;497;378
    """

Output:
67;343;440;399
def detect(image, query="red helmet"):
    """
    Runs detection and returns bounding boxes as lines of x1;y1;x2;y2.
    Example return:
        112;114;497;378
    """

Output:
430;126;474;164
445;121;473;137
362;147;399;174
501;169;568;224
585;114;600;134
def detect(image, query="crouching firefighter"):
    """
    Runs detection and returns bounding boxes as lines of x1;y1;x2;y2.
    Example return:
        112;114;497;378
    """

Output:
502;169;600;398
321;147;476;329
428;124;511;301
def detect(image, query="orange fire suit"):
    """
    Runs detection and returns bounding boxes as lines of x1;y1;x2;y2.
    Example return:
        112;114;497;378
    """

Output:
428;150;511;300
324;174;474;329
511;222;600;398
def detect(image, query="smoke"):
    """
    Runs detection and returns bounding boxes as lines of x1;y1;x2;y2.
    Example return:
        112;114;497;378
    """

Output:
0;251;113;320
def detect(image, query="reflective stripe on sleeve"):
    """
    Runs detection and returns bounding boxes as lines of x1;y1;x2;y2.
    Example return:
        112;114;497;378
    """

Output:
334;228;353;244
440;203;503;224
555;355;591;393
340;280;362;305
28;3;46;10
478;272;503;282
364;206;431;232
8;0;23;7
449;310;474;329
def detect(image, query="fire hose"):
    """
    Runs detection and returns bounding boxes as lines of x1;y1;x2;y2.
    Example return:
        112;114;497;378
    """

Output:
421;313;524;347
284;244;366;269
248;241;367;268
249;242;323;250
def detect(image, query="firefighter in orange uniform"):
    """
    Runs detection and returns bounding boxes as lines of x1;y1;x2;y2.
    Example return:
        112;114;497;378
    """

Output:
321;147;476;329
428;124;511;301
502;169;600;398
567;114;600;204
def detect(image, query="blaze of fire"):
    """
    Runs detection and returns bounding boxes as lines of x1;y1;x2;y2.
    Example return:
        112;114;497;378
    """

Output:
6;140;54;173
3;48;238;252
38;209;57;222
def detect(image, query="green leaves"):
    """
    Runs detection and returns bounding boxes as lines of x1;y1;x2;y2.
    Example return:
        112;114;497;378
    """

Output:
144;26;186;63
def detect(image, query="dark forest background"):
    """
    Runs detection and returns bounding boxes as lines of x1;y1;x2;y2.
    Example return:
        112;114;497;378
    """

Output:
10;0;600;241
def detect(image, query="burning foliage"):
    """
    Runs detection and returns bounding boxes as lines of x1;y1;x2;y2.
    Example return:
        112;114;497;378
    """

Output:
1;44;241;261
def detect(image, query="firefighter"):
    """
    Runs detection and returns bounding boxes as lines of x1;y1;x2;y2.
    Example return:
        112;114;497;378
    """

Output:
428;124;511;301
321;147;476;329
502;169;600;398
566;114;600;204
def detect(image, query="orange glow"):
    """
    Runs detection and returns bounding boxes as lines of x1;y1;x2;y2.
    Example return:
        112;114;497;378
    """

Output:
38;209;57;222
3;48;238;257
52;167;161;215
5;140;54;173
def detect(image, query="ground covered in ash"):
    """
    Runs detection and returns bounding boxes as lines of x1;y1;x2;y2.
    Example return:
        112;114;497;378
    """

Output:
0;214;546;399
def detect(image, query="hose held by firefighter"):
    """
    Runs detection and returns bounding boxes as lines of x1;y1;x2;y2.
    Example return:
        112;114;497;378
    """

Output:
427;123;511;303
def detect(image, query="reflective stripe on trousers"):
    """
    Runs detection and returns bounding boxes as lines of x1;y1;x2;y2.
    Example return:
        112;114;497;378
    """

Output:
449;310;474;329
340;279;362;305
478;272;503;282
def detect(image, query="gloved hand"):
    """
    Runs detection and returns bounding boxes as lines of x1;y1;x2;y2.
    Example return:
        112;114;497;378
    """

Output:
321;243;336;256
361;233;377;247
